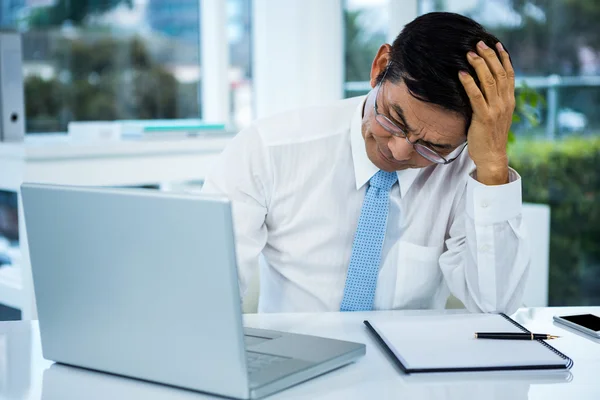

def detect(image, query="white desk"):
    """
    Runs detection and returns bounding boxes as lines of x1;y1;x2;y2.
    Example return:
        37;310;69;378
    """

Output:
1;307;599;399
0;134;232;319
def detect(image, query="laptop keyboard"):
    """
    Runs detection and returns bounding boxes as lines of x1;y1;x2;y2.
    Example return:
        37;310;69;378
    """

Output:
246;351;289;374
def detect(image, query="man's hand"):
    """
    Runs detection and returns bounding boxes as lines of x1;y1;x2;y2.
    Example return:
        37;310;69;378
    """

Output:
458;40;515;185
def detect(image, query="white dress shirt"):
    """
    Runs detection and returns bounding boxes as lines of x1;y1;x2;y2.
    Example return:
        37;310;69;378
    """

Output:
202;96;530;314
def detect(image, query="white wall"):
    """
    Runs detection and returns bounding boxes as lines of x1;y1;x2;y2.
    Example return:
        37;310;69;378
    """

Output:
388;0;419;43
522;203;550;307
252;0;344;119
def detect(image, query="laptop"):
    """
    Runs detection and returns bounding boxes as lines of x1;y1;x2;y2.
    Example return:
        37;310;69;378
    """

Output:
21;183;365;399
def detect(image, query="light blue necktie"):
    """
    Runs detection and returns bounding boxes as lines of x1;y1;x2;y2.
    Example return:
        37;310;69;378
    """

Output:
340;170;398;311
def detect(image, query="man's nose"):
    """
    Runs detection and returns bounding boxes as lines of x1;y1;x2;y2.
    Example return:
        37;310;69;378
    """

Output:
387;137;414;161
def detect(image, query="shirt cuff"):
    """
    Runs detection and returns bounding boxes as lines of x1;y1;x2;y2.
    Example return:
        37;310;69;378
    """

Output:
466;167;522;224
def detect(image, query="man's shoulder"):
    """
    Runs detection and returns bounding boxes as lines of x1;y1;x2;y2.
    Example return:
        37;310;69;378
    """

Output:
253;96;365;147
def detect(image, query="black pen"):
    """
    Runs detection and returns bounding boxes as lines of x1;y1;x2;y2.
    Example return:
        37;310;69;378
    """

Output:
475;332;560;340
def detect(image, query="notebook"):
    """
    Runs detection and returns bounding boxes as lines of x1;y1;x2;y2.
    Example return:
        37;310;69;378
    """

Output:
364;313;573;374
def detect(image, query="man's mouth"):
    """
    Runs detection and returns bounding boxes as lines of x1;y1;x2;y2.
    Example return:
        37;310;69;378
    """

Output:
377;144;398;164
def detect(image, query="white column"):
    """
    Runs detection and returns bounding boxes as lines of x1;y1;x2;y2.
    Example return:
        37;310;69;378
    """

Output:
546;75;560;140
388;0;419;43
200;0;230;124
252;0;344;119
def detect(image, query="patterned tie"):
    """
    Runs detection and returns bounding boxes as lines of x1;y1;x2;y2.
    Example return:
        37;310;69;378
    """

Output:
340;170;398;311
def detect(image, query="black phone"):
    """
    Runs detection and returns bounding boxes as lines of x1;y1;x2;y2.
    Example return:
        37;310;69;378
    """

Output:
553;313;600;338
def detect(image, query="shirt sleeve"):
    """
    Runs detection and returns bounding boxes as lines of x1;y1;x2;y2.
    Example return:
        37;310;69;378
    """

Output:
439;168;531;314
201;125;272;300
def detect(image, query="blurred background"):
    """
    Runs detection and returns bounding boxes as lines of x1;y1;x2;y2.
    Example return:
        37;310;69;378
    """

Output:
0;0;598;320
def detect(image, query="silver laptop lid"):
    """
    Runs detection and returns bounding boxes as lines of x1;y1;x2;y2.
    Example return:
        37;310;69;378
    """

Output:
22;183;250;399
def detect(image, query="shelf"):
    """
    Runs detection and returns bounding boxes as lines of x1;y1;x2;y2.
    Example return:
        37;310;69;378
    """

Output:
0;133;235;161
0;266;22;310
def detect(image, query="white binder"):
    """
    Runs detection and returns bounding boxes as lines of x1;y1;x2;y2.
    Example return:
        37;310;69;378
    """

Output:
0;30;24;142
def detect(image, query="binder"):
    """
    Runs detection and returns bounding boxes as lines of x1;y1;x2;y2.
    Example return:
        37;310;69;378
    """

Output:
0;31;25;142
364;313;573;374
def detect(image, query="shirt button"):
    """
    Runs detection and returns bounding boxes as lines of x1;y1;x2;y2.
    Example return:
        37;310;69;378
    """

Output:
481;200;490;208
479;244;490;252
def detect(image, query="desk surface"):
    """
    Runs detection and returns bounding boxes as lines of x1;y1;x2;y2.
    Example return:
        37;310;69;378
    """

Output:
1;307;600;400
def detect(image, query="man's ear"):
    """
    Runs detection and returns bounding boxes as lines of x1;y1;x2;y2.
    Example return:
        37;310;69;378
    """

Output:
370;44;392;88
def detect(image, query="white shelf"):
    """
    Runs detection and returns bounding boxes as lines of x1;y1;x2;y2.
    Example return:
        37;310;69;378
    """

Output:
0;133;234;161
0;266;23;310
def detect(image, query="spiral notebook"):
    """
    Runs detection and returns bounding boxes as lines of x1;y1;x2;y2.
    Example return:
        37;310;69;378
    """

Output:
364;313;573;374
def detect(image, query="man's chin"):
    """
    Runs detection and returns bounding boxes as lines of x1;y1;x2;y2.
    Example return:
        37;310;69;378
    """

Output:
377;155;422;171
382;163;413;172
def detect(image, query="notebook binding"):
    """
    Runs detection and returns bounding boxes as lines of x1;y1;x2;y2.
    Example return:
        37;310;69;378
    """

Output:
499;313;574;369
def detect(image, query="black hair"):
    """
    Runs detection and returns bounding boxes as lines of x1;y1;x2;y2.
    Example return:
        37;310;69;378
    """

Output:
379;12;505;130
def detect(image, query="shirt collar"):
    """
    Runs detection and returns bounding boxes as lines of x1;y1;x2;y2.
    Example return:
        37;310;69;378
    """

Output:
350;95;420;198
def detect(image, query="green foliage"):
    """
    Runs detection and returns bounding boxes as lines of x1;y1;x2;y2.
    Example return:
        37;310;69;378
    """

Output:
24;76;63;132
508;137;600;305
509;83;545;144
495;0;600;75
27;0;133;27
22;0;197;132
24;35;198;133
344;9;385;82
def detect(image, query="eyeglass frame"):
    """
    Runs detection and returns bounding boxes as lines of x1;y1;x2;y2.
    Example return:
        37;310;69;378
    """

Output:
373;67;468;165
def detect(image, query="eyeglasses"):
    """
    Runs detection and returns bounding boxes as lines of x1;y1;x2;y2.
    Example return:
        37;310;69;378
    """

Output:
373;68;467;165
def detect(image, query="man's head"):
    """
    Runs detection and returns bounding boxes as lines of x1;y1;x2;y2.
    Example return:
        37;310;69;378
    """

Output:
362;12;503;172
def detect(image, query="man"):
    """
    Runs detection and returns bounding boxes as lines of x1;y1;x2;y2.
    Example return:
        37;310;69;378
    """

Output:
202;12;530;314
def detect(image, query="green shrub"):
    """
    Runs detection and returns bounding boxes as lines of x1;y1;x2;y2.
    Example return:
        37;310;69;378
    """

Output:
509;137;600;305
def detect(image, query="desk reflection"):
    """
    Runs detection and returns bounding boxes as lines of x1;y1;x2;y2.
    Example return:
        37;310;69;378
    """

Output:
0;323;32;399
41;363;214;400
40;362;572;400
391;369;572;400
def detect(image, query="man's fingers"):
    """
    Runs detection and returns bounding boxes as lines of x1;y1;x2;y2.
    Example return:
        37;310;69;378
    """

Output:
476;41;508;98
467;50;498;107
458;70;488;115
496;42;516;96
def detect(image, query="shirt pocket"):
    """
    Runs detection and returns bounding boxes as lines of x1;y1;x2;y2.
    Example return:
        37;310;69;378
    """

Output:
392;241;444;309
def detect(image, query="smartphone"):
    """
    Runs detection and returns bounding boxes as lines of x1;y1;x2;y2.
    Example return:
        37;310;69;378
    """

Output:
553;314;600;338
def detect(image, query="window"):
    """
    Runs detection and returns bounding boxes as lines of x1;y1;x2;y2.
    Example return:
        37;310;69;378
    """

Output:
4;0;201;133
1;0;252;134
343;0;388;98
228;0;253;128
420;0;600;306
